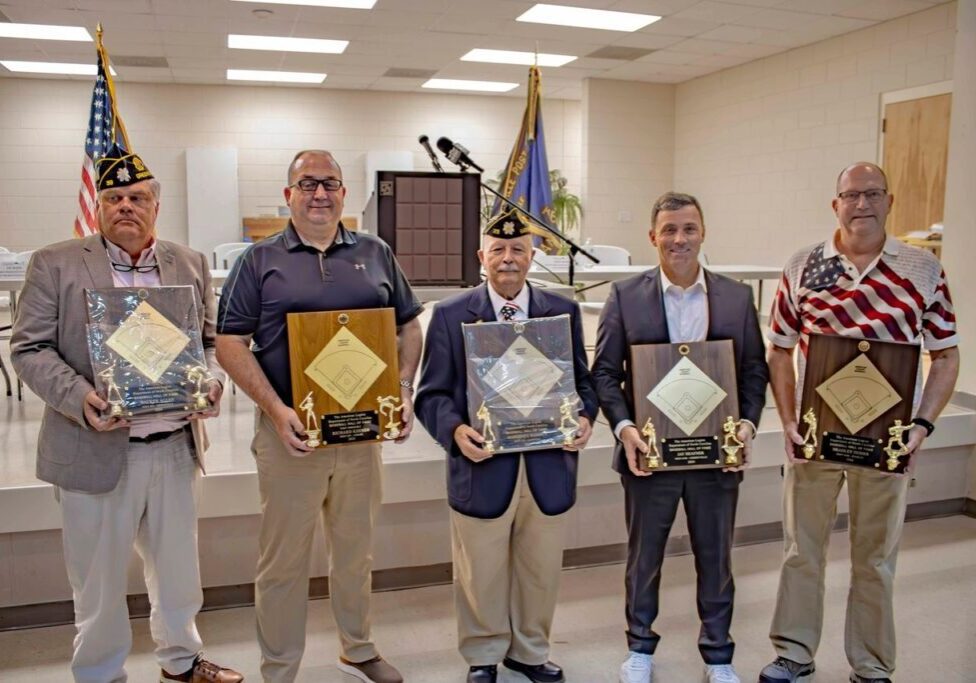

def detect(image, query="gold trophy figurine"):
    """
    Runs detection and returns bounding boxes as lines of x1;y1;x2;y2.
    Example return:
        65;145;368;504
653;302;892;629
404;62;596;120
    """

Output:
98;362;125;417
558;396;581;446
883;419;914;471
299;391;322;448
800;408;818;459
640;418;662;470
722;416;744;465
477;401;497;454
185;364;212;410
377;395;405;440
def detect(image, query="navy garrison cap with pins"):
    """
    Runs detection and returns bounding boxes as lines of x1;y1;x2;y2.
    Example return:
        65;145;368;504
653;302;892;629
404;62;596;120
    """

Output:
96;142;154;191
484;206;533;239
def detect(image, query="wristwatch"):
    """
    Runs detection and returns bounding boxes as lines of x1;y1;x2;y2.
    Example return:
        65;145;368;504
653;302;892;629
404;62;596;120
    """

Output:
912;417;935;436
399;378;414;394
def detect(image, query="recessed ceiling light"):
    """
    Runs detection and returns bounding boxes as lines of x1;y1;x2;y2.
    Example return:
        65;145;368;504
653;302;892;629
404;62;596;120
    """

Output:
461;49;576;67
226;68;326;83
422;78;519;93
1;60;116;76
230;0;376;8
228;34;348;54
0;22;92;41
516;4;660;32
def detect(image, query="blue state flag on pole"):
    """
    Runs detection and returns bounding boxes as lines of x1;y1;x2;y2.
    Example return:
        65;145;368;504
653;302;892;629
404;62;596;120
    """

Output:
494;66;559;251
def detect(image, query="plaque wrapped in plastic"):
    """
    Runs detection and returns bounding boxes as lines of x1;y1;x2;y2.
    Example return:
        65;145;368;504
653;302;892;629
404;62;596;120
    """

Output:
462;314;581;454
631;340;744;472
287;308;402;448
795;333;920;474
85;286;213;418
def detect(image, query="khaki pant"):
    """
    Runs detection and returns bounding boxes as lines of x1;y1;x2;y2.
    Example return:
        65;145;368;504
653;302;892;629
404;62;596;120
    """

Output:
451;458;568;667
252;415;382;683
60;430;202;683
769;461;910;679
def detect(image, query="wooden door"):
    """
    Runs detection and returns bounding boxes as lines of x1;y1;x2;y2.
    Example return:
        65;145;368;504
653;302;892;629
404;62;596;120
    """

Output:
882;94;951;240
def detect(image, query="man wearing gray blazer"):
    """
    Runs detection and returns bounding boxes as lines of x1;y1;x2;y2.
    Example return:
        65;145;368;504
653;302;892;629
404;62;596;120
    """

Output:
592;192;769;683
11;147;242;683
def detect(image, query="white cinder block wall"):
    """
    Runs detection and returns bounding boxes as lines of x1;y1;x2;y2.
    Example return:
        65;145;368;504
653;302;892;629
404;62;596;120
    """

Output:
673;2;957;269
0;80;581;252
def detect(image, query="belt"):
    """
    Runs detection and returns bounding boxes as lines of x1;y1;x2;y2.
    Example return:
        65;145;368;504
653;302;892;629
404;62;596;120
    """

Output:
129;424;190;444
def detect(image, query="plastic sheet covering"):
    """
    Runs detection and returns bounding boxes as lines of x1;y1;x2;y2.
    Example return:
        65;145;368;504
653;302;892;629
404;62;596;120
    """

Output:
86;286;211;418
462;314;581;454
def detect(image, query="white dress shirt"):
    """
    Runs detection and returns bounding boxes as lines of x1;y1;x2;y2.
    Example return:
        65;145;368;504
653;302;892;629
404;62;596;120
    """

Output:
613;266;710;438
487;283;531;321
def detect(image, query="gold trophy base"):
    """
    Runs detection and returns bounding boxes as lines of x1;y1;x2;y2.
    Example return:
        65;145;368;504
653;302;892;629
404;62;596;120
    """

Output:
193;393;209;410
723;446;742;465
482;441;496;454
109;402;124;418
305;430;322;449
383;426;402;440
802;444;815;459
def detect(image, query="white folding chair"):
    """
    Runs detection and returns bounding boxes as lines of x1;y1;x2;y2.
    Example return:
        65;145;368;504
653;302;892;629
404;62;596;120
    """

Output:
213;242;250;269
221;246;248;271
587;244;631;266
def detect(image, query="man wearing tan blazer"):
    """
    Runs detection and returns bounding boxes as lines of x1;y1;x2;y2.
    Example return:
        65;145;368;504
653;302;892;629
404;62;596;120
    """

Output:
11;146;242;683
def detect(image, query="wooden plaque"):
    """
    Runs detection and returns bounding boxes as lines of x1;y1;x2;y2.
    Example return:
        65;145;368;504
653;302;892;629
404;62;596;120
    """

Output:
287;308;402;448
796;333;920;474
631;340;742;472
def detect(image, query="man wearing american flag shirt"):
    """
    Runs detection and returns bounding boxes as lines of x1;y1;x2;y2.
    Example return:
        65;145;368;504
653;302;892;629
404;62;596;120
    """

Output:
758;163;960;683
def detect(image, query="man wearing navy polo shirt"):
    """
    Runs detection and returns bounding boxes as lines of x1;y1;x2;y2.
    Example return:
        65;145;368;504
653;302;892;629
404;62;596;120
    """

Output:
216;150;422;683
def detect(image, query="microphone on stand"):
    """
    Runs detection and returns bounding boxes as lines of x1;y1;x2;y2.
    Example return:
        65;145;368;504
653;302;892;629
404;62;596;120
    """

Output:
436;136;485;173
418;134;445;173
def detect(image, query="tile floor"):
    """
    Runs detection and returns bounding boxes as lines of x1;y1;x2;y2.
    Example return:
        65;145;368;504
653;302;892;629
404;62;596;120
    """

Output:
1;515;973;682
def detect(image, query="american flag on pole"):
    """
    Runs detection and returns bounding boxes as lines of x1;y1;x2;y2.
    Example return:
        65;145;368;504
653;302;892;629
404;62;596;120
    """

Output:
73;24;130;238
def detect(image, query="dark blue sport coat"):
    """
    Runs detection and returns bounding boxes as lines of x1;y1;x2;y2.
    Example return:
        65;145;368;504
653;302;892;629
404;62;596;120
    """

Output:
415;283;600;520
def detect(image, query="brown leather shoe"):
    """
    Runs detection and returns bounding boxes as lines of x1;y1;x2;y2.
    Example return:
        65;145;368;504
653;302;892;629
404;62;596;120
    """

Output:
160;657;244;682
337;655;404;683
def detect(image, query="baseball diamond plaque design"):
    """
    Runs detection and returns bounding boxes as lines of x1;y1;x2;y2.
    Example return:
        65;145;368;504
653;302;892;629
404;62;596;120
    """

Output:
86;286;213;418
631;340;742;472
463;315;581;454
287;308;402;448
796;333;920;474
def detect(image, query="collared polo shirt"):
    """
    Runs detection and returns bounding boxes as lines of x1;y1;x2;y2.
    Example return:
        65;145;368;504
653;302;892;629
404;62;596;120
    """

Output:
217;222;423;404
769;231;957;408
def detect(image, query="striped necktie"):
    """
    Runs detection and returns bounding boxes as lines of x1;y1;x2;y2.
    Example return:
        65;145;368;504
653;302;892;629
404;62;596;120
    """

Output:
499;302;519;321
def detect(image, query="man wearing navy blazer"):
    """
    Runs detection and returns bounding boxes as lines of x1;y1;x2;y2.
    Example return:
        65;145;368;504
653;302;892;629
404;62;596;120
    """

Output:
416;208;599;683
593;192;769;683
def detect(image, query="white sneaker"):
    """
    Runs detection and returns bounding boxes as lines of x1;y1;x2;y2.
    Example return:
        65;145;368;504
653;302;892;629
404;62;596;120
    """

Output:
703;663;740;683
619;652;653;683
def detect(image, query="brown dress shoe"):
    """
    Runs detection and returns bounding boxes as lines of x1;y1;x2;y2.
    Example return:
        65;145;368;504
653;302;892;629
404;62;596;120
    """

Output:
337;655;404;683
160;657;244;682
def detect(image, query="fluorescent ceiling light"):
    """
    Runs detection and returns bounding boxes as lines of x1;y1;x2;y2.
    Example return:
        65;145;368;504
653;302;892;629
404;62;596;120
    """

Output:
0;22;92;41
517;4;660;32
422;78;518;93
461;49;576;67
1;60;116;76
228;34;348;53
229;0;376;8
226;68;326;83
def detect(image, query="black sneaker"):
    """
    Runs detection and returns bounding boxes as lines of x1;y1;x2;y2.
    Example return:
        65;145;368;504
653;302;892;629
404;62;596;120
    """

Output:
757;657;815;682
849;675;891;683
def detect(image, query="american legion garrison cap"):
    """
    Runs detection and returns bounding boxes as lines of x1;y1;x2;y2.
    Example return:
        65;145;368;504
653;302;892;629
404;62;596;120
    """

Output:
484;207;534;239
96;143;154;191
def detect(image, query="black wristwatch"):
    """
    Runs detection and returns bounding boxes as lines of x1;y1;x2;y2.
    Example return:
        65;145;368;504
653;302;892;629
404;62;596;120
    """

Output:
913;417;935;436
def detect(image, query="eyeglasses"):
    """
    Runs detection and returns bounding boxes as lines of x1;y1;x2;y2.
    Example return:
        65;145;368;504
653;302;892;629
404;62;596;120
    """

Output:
111;261;159;273
291;178;343;193
837;189;887;204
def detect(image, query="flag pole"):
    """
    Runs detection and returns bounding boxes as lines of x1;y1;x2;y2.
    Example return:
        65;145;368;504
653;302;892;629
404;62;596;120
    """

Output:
96;24;131;149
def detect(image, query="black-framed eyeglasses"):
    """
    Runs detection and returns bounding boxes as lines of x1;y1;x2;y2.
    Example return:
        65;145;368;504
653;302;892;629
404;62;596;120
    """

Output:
837;189;887;204
291;178;343;193
111;261;159;273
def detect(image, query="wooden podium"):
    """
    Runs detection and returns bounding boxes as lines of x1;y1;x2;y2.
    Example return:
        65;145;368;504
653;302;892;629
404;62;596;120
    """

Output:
287;308;402;448
795;333;920;474
631;340;743;472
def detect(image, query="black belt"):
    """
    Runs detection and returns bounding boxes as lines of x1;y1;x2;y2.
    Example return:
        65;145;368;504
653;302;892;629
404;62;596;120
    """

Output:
129;424;190;444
